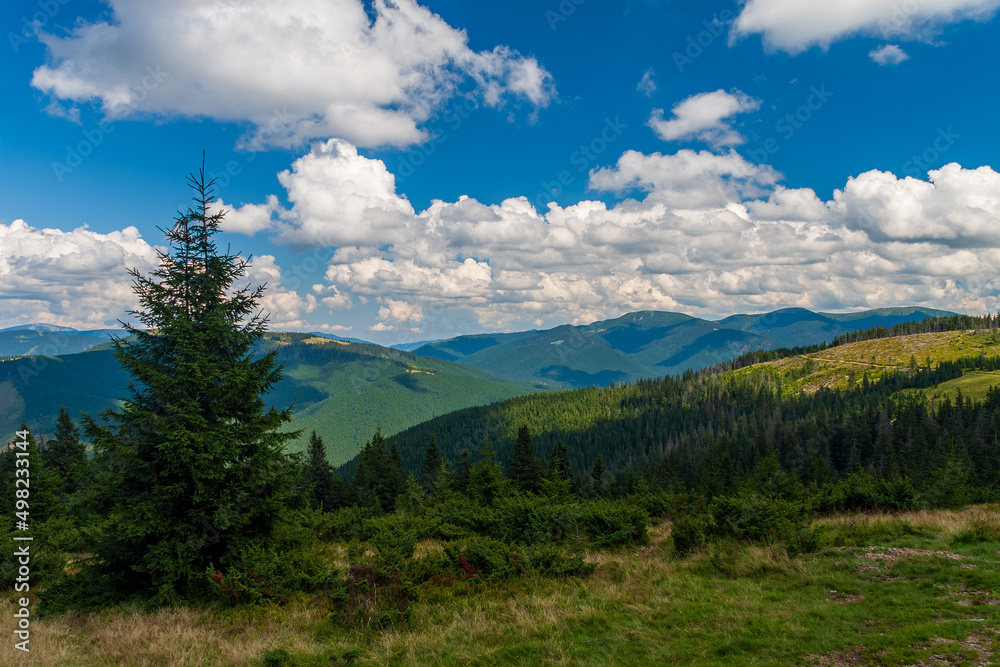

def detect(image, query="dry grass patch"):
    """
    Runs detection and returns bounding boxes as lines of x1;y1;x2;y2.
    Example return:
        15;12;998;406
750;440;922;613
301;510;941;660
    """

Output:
413;540;444;560
816;505;1000;539
0;598;333;667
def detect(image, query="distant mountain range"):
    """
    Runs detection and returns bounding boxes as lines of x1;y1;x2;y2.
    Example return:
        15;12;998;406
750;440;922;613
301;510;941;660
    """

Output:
0;333;533;465
0;306;958;460
411;307;956;388
0;325;123;357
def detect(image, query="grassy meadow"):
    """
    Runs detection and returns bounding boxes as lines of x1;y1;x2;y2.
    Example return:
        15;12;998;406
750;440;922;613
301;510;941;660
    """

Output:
5;506;998;666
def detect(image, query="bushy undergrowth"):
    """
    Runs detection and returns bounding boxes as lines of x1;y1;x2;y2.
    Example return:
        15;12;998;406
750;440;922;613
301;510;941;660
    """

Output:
816;471;920;513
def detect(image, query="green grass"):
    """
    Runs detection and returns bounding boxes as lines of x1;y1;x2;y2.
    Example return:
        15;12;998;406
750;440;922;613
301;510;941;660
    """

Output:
897;371;1000;407
8;507;999;666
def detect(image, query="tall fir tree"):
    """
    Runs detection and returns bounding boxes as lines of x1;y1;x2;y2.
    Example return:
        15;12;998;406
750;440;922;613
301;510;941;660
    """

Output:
420;436;444;492
590;453;605;496
303;430;337;510
468;436;507;504
44;407;89;496
454;448;472;494
548;440;571;481
0;423;66;530
508;424;542;493
420;435;452;493
350;426;405;512
82;162;300;603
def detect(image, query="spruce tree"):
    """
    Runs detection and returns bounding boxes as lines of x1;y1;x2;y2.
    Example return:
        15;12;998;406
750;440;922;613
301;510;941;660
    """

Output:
468;436;507;504
351;426;405;512
590;453;605;496
387;437;407;501
303;430;336;510
508;424;541;493
45;407;89;495
1;423;66;530
82;162;300;603
548;441;571;481
454;448;472;494
421;436;443;491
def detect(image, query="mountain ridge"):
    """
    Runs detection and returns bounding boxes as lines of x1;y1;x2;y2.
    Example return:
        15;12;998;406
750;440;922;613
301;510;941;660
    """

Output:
412;306;955;388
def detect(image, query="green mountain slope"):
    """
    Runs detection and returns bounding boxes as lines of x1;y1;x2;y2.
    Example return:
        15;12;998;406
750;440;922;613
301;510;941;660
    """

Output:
0;333;534;465
413;307;953;389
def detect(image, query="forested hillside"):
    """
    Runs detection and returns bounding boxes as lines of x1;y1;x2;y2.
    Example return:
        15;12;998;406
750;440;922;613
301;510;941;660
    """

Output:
0;332;533;464
368;318;1000;506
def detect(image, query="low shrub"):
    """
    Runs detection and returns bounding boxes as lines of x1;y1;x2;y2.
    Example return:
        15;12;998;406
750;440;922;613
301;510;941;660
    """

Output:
817;472;919;513
207;540;335;606
578;500;650;548
515;544;596;578
671;512;714;557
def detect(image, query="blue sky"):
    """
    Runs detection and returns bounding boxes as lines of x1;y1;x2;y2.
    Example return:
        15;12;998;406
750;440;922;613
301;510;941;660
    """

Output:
2;0;999;344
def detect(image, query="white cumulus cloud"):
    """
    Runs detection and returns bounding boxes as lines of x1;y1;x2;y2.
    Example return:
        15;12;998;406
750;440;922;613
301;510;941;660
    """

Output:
648;90;761;148
732;0;1000;53
27;144;1000;337
31;0;555;149
869;44;911;65
0;220;159;329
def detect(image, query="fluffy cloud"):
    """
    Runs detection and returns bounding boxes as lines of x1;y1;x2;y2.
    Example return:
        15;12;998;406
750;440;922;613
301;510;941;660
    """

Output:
732;0;1000;53
221;139;1000;336
35;143;996;337
648;90;761;147
0;220;159;329
832;163;1000;247
869;44;910;65
243;254;318;330
32;0;555;148
588;148;780;208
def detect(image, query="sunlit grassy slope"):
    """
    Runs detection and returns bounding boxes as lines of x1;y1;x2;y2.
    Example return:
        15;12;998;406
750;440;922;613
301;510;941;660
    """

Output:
734;330;1000;395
